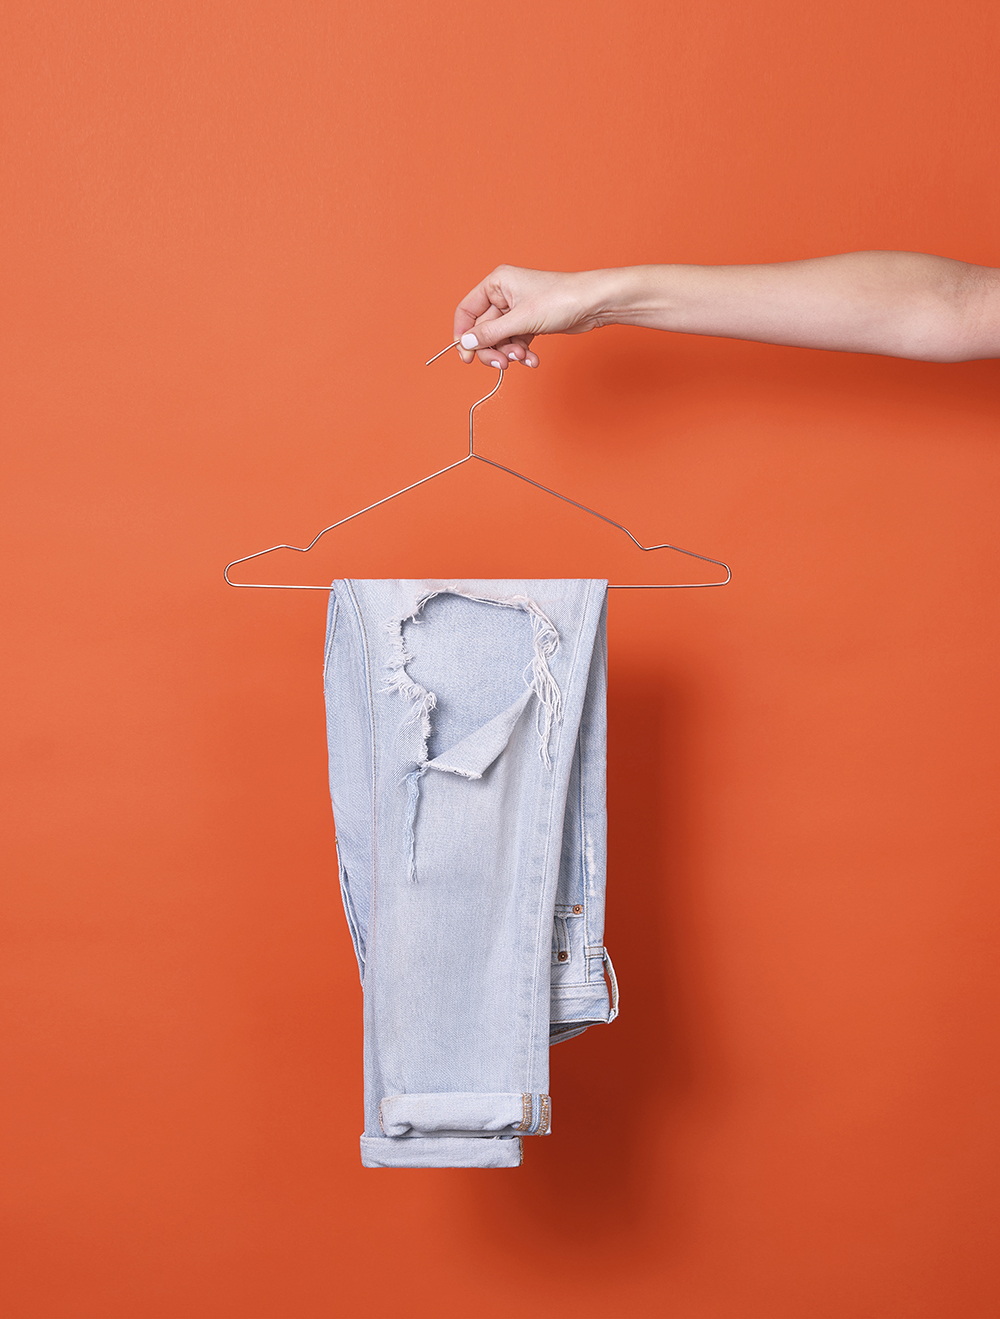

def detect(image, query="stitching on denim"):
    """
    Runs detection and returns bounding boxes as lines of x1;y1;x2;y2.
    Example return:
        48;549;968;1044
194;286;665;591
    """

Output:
516;1093;533;1131
325;588;365;980
323;595;340;676
576;736;591;982
335;838;366;979
343;582;378;985
527;579;599;1079
377;1100;387;1135
551;915;569;966
538;1094;551;1135
582;606;607;983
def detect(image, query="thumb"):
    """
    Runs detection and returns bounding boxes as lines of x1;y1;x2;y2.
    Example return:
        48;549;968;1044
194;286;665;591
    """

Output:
459;308;531;351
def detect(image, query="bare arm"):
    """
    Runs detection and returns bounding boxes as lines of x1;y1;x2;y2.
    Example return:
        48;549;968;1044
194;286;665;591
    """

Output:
454;253;1000;368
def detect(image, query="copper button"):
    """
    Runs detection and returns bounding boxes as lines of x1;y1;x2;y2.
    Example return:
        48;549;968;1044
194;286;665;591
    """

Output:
557;951;569;962
572;904;583;914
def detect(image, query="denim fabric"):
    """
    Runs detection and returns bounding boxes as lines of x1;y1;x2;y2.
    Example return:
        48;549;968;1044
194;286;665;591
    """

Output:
323;580;617;1169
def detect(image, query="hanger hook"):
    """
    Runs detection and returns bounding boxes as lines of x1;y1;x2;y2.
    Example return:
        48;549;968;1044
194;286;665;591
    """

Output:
468;366;504;455
424;339;504;456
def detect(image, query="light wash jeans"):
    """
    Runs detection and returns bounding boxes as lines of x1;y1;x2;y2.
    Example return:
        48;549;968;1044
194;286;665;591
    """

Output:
323;580;617;1168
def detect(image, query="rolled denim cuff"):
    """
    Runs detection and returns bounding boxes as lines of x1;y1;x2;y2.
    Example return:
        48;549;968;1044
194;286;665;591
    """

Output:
378;1091;551;1137
550;985;611;1024
360;1135;523;1169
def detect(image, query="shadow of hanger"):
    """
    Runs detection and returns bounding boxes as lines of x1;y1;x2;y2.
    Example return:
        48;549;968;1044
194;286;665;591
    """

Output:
224;343;732;591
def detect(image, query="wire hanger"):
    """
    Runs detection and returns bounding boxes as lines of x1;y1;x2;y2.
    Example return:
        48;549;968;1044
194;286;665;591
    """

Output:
224;342;731;590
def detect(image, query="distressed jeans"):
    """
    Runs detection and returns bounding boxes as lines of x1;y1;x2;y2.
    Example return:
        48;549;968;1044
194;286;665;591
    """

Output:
323;580;617;1169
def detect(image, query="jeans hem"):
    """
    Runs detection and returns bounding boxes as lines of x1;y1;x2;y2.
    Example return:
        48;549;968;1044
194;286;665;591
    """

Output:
360;1135;523;1169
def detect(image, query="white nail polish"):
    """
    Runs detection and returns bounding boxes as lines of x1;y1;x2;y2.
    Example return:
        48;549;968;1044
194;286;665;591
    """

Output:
508;352;518;360
460;332;479;349
491;360;502;368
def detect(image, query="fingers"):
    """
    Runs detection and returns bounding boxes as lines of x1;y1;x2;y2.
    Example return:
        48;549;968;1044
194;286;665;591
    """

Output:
463;313;540;368
459;303;517;370
458;345;538;367
477;334;538;369
455;339;538;369
518;336;539;368
465;304;505;368
454;276;501;364
499;334;529;364
452;265;543;367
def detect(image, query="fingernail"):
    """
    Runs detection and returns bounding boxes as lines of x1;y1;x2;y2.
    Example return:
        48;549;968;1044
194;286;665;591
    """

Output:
491;359;503;368
460;332;479;349
507;351;518;360
524;359;534;367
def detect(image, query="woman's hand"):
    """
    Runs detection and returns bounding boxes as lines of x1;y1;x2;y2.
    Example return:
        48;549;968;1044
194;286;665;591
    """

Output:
453;265;616;368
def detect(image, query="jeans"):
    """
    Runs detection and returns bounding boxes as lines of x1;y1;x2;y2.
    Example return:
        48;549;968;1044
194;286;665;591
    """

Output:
323;580;617;1169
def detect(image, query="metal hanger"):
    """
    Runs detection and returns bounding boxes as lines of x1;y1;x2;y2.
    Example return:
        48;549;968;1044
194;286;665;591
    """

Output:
224;342;731;590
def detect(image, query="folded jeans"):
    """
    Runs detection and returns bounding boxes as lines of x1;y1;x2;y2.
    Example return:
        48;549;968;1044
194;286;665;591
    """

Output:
323;580;616;1168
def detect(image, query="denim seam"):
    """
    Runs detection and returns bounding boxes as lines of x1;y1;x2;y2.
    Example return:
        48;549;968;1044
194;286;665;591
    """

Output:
551;915;569;964
516;1093;532;1131
575;737;592;982
585;619;609;982
527;579;597;1083
538;1094;551;1135
322;595;340;676
527;679;566;1082
335;839;366;979
377;1096;546;1138
342;581;379;983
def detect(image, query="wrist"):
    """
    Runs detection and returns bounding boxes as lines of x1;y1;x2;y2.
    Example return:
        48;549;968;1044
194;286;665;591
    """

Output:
579;266;679;330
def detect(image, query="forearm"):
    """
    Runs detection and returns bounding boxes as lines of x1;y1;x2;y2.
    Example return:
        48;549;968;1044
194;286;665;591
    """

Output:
589;253;1000;362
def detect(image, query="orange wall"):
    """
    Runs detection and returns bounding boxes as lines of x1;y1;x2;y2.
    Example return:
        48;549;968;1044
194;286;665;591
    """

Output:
3;3;999;1317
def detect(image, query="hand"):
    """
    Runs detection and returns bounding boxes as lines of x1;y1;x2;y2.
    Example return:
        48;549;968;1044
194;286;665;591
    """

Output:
453;265;613;369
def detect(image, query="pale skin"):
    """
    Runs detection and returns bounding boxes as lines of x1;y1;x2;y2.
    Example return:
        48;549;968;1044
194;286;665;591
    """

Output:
453;254;1000;369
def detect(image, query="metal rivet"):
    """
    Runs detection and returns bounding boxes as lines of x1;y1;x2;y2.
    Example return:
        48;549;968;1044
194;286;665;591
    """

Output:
557;951;569;962
572;904;583;914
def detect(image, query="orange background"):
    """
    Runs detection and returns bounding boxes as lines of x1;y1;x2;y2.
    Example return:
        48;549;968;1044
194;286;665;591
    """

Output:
3;2;999;1316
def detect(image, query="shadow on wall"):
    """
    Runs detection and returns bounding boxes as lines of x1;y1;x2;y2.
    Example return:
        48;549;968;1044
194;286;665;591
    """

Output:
457;666;727;1256
532;328;1000;459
